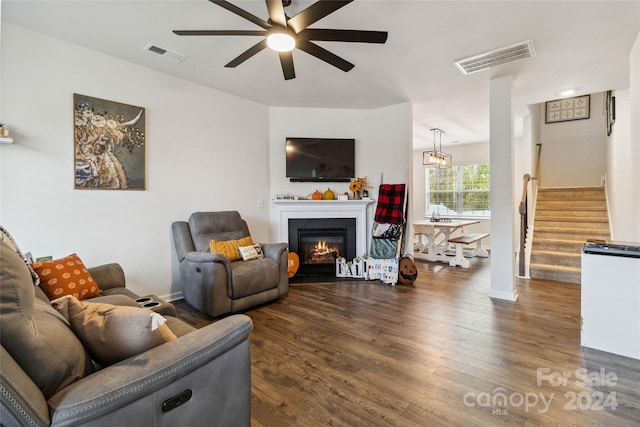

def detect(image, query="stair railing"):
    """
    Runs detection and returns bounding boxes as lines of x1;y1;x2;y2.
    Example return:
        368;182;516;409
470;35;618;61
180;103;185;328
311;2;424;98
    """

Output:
518;143;542;277
518;174;531;276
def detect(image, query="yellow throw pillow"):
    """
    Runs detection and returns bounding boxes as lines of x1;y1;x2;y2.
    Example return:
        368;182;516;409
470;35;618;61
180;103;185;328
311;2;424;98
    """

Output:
31;253;102;301
209;236;253;262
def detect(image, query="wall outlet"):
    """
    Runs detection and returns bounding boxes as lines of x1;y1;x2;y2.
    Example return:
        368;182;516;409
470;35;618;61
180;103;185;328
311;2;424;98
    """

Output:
257;198;264;208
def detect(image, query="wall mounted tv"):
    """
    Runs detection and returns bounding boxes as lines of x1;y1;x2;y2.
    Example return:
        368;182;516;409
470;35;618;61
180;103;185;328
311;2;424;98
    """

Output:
286;137;355;182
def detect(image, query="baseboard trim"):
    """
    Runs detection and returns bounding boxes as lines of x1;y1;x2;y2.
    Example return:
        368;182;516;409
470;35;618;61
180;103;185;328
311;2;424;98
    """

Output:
160;291;183;302
489;290;519;302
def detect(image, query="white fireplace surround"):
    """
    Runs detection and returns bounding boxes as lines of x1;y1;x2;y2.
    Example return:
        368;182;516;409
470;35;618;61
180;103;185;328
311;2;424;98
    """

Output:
272;200;375;257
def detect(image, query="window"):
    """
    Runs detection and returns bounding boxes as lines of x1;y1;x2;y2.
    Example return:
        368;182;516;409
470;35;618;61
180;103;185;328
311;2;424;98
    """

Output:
425;164;490;217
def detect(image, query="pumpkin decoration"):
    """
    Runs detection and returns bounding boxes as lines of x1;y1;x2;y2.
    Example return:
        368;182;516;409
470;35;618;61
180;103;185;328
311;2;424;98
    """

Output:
323;188;335;200
287;252;300;278
398;256;417;285
311;190;323;200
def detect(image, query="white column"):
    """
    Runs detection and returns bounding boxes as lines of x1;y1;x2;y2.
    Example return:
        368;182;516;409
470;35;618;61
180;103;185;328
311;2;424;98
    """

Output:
489;76;518;301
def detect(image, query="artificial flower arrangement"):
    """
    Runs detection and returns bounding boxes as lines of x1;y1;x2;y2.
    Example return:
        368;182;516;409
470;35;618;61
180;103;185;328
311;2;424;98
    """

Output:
349;177;371;198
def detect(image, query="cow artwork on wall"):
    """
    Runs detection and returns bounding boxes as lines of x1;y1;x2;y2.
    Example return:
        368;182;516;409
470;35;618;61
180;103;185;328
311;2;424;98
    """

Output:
73;94;145;190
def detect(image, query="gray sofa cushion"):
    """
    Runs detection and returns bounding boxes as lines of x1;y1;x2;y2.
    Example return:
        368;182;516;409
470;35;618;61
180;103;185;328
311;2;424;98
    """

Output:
0;240;94;399
230;257;280;298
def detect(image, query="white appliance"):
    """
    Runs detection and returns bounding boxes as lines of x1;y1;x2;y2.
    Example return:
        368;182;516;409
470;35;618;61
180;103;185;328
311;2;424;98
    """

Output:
581;241;640;359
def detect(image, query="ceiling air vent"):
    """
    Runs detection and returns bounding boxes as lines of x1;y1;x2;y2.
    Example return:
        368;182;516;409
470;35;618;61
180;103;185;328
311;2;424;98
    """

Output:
454;39;535;75
143;43;186;62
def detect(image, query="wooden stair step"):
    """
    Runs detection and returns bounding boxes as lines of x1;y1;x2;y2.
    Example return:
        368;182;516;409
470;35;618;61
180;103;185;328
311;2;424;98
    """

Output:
536;201;607;209
534;226;610;235
534;215;608;222
535;221;609;230
530;250;581;268
531;250;581;258
532;238;585;252
536;207;607;212
537;187;606;200
529;263;582;284
530;262;581;273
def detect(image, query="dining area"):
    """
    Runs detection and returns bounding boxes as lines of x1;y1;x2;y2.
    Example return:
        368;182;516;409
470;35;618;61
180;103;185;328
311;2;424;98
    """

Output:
413;219;490;268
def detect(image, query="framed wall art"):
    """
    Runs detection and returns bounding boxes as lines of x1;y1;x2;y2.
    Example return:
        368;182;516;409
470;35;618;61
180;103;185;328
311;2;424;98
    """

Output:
605;90;616;136
545;94;590;124
73;94;145;190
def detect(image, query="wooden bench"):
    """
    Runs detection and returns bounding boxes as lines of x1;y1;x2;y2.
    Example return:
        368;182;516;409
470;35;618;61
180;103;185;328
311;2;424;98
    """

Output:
447;233;490;268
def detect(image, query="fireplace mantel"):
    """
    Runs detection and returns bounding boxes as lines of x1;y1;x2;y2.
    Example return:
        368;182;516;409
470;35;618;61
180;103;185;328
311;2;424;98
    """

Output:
272;199;375;257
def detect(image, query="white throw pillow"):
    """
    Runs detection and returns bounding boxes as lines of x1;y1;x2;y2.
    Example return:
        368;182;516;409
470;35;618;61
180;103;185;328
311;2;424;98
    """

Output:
238;244;264;261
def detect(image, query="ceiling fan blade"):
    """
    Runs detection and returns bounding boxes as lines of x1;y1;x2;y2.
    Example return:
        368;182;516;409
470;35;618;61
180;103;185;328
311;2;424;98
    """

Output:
173;30;267;36
265;0;287;27
287;0;353;33
299;29;388;44
210;0;272;30
297;40;354;72
225;39;268;68
279;51;296;80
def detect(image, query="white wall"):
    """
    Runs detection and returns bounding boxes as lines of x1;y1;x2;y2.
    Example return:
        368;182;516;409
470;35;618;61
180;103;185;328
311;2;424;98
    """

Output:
268;103;412;251
606;90;634;241
608;32;640;242
538;92;606;188
631;32;640;242
0;23;271;299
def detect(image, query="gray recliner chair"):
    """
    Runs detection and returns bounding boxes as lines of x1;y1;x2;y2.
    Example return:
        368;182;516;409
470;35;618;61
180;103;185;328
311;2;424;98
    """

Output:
172;211;288;317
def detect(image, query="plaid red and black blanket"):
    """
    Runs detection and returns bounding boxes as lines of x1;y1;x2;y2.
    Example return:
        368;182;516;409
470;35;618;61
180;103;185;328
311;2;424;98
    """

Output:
374;184;406;225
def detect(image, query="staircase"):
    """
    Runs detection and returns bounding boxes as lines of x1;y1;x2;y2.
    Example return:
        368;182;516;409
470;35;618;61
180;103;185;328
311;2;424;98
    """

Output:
530;187;610;284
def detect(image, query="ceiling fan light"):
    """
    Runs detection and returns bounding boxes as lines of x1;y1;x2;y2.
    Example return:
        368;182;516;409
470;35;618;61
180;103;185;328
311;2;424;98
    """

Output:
267;32;295;52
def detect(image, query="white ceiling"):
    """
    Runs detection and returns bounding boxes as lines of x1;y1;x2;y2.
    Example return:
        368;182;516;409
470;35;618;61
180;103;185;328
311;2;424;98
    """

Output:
3;1;639;149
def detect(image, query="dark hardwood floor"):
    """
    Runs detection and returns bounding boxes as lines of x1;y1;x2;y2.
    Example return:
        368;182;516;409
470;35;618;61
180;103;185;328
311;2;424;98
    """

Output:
173;257;640;426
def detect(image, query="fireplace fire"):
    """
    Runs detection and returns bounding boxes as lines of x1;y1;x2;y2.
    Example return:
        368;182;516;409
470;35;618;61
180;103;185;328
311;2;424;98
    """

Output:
303;239;341;264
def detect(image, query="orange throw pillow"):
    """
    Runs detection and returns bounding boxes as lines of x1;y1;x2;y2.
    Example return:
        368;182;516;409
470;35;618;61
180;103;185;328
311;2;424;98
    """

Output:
31;254;102;301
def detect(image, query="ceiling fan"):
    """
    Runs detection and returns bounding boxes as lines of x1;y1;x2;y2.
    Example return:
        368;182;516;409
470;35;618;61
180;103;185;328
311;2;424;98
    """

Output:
173;0;388;80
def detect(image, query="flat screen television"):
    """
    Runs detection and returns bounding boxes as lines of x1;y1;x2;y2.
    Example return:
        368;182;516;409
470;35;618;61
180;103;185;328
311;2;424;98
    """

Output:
285;137;355;182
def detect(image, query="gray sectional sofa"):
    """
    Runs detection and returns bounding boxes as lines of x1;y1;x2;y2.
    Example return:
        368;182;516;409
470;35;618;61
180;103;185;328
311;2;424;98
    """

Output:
0;233;252;427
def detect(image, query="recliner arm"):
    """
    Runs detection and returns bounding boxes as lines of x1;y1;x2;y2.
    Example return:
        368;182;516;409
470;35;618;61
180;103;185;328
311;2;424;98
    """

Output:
48;315;253;427
260;242;287;261
182;251;233;285
87;263;126;291
183;251;230;266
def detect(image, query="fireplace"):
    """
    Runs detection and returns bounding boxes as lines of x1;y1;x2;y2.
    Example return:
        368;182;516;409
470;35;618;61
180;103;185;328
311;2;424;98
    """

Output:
288;218;356;275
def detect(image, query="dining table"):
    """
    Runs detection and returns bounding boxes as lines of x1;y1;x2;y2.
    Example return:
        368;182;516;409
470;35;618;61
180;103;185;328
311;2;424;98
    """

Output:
413;219;480;265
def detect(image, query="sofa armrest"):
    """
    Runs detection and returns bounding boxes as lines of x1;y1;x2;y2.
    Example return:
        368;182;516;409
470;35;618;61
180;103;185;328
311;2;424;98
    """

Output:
260;242;287;261
183;251;230;266
48;314;253;427
260;243;289;297
87;263;126;291
1;346;51;427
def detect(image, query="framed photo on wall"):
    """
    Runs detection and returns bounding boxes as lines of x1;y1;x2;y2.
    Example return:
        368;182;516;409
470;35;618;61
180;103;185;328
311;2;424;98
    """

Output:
73;94;145;190
545;95;590;124
605;90;616;136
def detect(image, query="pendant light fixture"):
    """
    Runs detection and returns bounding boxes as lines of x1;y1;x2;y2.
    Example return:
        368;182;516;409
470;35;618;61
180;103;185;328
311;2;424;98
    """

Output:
423;128;452;168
